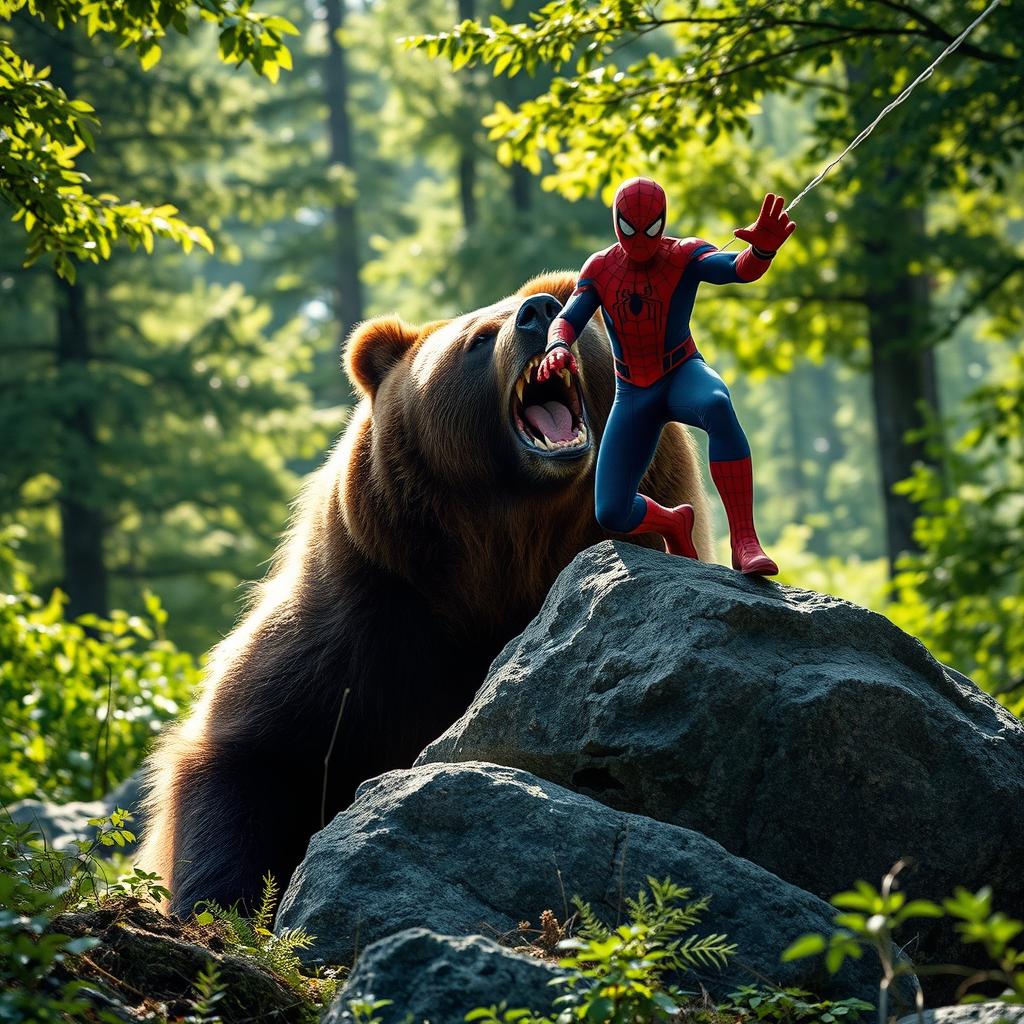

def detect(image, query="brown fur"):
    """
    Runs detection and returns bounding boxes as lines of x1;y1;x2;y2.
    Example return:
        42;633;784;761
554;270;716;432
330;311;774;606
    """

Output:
139;272;712;914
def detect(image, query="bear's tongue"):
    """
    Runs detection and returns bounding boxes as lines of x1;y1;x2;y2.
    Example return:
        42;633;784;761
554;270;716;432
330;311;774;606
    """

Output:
524;400;574;443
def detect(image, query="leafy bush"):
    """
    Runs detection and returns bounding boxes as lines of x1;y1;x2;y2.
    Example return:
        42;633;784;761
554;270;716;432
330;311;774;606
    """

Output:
0;528;201;802
722;985;874;1024
891;354;1024;716
0;807;142;1023
1;807;335;1023
784;862;1024;1022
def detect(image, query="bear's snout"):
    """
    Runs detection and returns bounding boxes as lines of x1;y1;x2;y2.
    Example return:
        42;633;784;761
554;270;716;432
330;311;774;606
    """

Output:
514;293;562;342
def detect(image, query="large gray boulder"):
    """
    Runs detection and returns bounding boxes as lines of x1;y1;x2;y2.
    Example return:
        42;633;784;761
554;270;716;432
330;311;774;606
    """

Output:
277;761;884;1004
324;929;565;1024
417;542;1024;935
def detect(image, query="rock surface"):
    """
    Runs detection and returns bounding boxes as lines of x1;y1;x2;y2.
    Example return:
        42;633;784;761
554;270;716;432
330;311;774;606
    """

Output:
417;542;1024;932
324;928;565;1024
277;761;883;1004
897;1006;1024;1024
9;773;145;857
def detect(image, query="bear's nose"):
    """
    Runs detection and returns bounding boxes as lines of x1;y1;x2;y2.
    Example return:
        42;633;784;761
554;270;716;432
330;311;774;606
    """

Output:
515;293;562;338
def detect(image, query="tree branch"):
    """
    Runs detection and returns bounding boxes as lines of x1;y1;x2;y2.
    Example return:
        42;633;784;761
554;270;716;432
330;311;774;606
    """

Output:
865;0;1014;65
925;259;1024;347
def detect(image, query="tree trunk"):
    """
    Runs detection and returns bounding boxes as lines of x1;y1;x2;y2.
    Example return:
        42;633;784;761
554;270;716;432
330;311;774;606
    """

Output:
859;196;936;570
498;73;532;213
324;0;363;345
509;161;531;214
55;269;108;618
47;34;108;618
458;153;477;229
846;60;938;572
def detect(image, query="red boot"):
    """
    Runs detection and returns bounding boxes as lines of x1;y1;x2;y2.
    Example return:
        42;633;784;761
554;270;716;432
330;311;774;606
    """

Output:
628;495;699;559
710;457;778;576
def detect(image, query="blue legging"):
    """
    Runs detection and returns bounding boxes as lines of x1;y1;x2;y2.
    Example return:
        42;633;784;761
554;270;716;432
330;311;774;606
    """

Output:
595;354;750;532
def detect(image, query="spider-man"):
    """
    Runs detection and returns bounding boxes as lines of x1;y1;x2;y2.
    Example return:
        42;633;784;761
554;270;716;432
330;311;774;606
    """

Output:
539;177;795;575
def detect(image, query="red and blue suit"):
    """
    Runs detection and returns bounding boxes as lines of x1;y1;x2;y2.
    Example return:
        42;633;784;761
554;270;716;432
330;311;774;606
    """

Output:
539;178;796;575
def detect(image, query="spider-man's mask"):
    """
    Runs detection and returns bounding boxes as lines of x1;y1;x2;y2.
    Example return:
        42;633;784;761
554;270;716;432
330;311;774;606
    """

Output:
613;177;666;263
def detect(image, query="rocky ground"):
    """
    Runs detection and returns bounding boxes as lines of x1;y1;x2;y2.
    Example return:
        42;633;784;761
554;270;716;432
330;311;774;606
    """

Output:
50;899;325;1023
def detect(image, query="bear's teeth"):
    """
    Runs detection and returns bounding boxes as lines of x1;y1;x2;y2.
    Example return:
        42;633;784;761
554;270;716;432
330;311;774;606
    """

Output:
516;379;525;403
561;370;572;388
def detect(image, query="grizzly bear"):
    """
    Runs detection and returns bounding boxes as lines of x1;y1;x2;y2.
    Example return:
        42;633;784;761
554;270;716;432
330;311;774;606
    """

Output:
139;272;712;915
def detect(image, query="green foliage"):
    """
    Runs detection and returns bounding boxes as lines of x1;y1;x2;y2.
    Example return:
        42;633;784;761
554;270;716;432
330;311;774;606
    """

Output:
0;807;168;1023
105;863;173;905
11;805;145;911
1;807;336;1022
0;814;97;1024
722;985;874;1024
466;877;735;1024
0;0;297;273
891;352;1024;714
2;275;332;653
571;876;736;974
407;1;1021;198
184;961;228;1024
0;35;214;279
784;864;1024;1017
345;999;393;1024
193;872;330;1001
0;528;200;802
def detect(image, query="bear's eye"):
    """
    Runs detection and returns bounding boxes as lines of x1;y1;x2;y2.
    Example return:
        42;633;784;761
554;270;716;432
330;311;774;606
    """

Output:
467;331;496;352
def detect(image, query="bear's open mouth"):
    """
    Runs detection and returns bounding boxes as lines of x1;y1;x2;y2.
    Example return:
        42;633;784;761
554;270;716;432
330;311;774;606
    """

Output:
510;353;591;458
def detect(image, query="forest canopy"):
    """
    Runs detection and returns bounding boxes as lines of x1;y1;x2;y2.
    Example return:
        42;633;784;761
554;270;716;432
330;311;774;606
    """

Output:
0;0;297;277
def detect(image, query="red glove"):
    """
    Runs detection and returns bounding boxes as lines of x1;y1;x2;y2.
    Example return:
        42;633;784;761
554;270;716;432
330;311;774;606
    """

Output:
734;193;796;254
537;343;578;382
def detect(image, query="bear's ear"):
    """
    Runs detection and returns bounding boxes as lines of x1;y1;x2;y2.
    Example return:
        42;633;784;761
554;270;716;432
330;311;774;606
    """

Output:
344;315;420;397
517;272;577;307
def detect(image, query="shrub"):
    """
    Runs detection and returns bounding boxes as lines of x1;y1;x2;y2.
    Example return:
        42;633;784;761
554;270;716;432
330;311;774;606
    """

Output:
0;527;201;802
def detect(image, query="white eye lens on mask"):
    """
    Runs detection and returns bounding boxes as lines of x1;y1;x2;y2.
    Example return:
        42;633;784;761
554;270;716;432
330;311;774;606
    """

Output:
645;216;664;237
617;214;636;237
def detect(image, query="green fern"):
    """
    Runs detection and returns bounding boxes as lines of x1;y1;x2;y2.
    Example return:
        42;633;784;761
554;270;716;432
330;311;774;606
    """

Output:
252;872;278;933
571;892;610;941
193;874;320;995
185;962;226;1024
574;876;736;974
674;930;736;970
519;875;741;1023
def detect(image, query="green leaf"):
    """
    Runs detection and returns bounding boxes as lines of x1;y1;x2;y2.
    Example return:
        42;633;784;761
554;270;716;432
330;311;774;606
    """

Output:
898;900;945;921
139;42;162;70
263;15;299;35
781;933;827;962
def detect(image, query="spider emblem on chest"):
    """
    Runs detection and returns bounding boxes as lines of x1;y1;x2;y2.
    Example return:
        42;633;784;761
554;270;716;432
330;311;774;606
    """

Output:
612;281;664;336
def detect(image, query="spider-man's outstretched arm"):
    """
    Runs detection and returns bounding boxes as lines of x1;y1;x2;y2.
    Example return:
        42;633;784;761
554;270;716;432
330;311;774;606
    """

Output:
694;192;797;284
539;266;602;380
